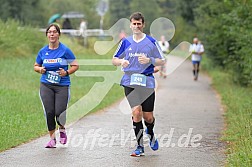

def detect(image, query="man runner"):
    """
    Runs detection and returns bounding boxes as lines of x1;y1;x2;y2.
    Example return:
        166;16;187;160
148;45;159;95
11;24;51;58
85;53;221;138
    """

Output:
112;12;165;156
189;37;204;81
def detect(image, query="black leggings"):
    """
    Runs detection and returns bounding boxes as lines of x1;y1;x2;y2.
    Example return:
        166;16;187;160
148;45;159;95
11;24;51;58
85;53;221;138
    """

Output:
39;83;70;131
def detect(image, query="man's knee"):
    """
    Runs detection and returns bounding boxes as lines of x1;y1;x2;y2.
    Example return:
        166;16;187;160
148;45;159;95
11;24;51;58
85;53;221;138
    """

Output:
143;114;154;123
132;106;143;121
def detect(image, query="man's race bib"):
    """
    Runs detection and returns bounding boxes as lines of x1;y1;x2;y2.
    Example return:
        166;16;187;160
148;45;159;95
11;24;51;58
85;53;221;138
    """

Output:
130;73;147;87
45;71;61;84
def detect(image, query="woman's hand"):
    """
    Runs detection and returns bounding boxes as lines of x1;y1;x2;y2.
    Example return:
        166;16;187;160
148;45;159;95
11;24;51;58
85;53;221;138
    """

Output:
34;63;46;74
57;68;68;77
39;67;46;74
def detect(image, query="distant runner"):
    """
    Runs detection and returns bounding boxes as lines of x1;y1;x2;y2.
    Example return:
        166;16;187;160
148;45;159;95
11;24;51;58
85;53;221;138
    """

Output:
158;35;170;78
189;37;204;81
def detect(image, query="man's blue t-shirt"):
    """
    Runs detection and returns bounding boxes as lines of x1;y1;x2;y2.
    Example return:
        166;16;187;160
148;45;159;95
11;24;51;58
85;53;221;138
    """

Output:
113;34;164;88
36;42;76;86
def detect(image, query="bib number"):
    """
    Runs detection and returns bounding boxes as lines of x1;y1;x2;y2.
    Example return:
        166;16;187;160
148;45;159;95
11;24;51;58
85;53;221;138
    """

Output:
45;71;61;84
130;74;147;87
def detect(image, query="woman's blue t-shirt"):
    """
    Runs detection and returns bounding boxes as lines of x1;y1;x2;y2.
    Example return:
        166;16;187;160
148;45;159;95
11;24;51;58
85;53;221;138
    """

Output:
36;42;76;86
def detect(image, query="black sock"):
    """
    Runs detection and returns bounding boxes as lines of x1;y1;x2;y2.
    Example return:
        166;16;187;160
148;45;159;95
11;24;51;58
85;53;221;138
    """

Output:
133;121;144;146
144;118;155;142
193;70;196;76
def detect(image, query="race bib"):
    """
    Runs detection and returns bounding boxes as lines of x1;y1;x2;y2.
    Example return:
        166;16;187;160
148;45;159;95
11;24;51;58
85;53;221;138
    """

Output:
45;71;61;84
130;73;147;87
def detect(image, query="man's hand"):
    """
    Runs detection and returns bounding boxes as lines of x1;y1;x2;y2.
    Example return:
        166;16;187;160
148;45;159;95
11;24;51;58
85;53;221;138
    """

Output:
138;54;150;64
154;66;159;73
121;59;130;68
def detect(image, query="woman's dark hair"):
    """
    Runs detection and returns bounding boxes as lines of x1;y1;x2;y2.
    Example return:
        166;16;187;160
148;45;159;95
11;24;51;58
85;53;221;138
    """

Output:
129;12;145;23
45;24;61;36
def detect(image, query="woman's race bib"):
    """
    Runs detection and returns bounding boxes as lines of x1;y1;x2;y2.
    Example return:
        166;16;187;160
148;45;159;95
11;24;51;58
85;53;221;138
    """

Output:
45;71;61;84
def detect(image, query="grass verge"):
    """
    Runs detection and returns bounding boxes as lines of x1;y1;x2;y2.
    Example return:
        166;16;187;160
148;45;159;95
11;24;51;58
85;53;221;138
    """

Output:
202;57;252;166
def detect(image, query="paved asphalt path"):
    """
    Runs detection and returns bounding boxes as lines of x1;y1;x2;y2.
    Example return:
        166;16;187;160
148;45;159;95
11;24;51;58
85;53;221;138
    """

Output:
0;56;226;167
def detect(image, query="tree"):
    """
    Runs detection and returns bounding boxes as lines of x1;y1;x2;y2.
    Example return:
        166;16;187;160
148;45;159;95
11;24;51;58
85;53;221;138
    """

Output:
0;0;42;26
108;0;131;25
193;0;252;86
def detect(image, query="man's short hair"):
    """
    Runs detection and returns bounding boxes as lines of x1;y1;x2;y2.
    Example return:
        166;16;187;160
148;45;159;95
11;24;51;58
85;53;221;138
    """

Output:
129;12;145;23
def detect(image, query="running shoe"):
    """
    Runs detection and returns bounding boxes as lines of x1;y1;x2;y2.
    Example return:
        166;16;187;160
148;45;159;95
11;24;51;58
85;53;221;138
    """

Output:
45;139;56;148
59;129;67;145
130;145;145;157
145;129;159;151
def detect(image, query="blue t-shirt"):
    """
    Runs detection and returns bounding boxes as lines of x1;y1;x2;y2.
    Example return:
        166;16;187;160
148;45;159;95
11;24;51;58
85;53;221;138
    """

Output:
113;34;164;88
36;42;76;86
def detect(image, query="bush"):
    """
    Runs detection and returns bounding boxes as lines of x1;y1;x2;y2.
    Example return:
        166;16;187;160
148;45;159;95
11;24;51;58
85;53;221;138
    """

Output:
194;0;252;87
0;19;45;58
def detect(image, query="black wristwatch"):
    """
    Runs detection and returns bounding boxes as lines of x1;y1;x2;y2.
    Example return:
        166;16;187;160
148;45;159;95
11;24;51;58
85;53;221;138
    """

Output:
66;70;69;76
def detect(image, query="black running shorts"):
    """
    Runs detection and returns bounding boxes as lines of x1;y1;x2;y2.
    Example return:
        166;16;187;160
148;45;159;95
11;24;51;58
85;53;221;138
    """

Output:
123;86;155;112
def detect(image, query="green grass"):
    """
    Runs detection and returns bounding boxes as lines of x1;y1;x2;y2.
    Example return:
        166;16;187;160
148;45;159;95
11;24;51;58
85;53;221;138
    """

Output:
0;30;123;151
202;57;252;167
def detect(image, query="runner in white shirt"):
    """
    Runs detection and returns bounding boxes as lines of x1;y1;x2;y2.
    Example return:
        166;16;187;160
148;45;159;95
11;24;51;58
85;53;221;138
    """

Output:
158;35;169;78
189;37;204;81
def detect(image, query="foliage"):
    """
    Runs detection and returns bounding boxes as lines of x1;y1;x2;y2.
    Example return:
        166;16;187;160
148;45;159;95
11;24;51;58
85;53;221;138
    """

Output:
222;1;252;86
0;19;45;58
38;0;99;28
193;0;252;86
174;0;201;25
108;0;131;25
0;0;43;25
194;0;229;66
